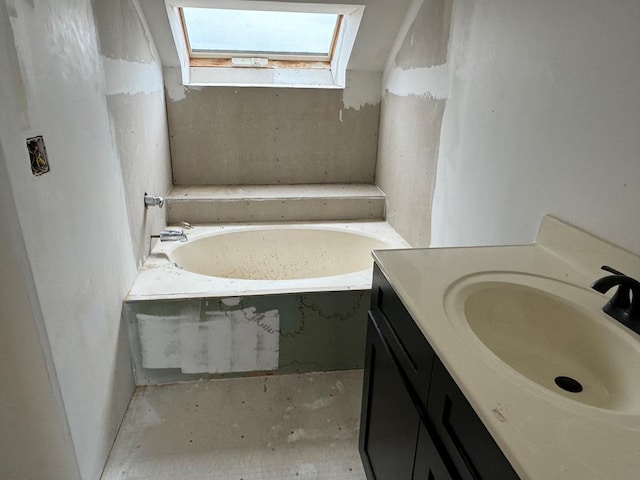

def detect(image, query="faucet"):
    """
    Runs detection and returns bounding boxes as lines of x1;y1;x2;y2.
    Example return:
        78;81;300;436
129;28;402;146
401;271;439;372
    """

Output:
591;265;640;333
152;229;188;242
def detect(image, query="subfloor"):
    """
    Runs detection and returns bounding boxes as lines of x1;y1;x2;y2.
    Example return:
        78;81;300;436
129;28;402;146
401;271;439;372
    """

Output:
101;370;366;480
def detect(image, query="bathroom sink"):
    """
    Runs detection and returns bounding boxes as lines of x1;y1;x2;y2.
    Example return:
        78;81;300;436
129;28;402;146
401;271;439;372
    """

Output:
445;273;640;412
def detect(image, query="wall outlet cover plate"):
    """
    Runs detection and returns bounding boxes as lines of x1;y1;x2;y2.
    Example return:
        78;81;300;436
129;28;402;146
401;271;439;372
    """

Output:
26;135;50;176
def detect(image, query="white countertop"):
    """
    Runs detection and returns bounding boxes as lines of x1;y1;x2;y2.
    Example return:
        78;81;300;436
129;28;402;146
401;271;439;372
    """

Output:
372;216;640;480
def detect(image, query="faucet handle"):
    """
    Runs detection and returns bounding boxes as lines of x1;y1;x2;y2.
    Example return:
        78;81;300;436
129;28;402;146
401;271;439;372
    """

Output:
601;265;626;276
597;267;629;311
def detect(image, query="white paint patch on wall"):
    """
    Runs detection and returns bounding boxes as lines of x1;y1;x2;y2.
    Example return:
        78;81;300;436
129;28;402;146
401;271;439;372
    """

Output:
163;67;187;101
102;58;163;95
342;70;382;110
138;315;182;368
137;307;279;374
181;317;233;374
385;63;449;99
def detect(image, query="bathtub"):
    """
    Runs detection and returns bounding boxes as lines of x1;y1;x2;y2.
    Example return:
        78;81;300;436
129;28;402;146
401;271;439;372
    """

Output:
128;221;409;300
125;221;408;385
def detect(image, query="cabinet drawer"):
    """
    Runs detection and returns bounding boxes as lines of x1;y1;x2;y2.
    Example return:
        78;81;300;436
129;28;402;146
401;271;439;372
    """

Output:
371;265;434;404
427;358;519;480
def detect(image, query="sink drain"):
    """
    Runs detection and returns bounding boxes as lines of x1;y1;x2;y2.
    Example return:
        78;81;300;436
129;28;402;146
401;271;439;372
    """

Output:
554;376;583;393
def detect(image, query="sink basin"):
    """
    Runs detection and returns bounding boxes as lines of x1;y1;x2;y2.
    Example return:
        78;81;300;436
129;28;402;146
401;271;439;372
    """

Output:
445;273;640;412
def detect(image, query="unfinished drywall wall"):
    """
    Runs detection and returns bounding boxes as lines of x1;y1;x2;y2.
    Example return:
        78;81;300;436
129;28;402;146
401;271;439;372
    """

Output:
165;69;381;185
0;0;139;477
432;0;640;255
95;0;172;267
0;142;80;480
395;0;451;69
377;94;445;246
376;0;452;246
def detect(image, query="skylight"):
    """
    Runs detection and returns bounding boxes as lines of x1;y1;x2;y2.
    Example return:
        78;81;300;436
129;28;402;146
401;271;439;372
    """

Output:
164;1;365;88
182;8;340;60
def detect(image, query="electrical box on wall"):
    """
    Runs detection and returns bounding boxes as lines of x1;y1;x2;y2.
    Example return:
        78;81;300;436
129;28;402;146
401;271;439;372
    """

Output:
26;135;50;176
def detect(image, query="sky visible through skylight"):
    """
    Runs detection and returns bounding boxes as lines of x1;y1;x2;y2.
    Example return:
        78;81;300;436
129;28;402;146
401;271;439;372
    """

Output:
182;7;339;56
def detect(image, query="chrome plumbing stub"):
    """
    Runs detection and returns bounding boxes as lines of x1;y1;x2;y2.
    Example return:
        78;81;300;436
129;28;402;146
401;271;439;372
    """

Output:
144;193;164;208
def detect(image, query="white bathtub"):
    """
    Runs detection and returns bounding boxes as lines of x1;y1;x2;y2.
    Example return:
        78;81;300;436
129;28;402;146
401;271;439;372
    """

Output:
127;222;409;300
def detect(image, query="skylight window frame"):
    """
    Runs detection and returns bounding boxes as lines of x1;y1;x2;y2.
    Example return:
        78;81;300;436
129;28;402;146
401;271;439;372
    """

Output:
164;0;365;88
180;8;343;63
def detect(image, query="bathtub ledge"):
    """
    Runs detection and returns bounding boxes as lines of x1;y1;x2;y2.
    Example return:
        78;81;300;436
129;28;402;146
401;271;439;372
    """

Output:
127;221;409;301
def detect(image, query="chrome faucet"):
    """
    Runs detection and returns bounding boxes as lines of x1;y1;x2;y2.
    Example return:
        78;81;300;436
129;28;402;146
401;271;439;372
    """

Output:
152;229;188;242
591;265;640;333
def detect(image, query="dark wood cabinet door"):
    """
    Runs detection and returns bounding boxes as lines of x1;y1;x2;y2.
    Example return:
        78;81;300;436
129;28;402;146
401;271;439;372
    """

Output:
413;422;455;480
362;268;519;480
360;313;420;480
427;358;519;480
371;265;435;405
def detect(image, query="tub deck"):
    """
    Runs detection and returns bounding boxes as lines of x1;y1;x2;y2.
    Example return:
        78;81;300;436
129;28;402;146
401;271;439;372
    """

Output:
127;221;408;301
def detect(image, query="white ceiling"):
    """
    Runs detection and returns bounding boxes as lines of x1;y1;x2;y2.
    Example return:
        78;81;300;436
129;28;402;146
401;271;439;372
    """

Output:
138;0;414;71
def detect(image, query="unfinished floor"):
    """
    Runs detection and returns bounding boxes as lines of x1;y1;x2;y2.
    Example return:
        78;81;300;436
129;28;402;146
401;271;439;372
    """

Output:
101;370;366;480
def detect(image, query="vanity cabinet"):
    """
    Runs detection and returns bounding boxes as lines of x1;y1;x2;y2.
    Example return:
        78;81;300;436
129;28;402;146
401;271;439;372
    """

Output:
359;314;422;480
359;265;519;480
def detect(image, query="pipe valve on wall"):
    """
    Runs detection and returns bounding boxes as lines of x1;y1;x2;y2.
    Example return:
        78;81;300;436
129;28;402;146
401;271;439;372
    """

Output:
144;193;164;208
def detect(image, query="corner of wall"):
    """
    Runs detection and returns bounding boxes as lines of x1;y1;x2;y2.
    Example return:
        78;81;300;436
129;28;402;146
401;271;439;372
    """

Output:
0;1;142;478
343;70;382;111
376;0;453;247
96;0;173;267
0;138;81;480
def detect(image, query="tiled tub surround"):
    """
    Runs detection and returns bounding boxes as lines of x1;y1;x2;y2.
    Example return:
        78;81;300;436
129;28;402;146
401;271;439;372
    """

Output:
126;222;408;385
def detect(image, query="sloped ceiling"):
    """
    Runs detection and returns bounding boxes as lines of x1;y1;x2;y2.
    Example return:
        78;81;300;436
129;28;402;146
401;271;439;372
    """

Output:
138;0;414;71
